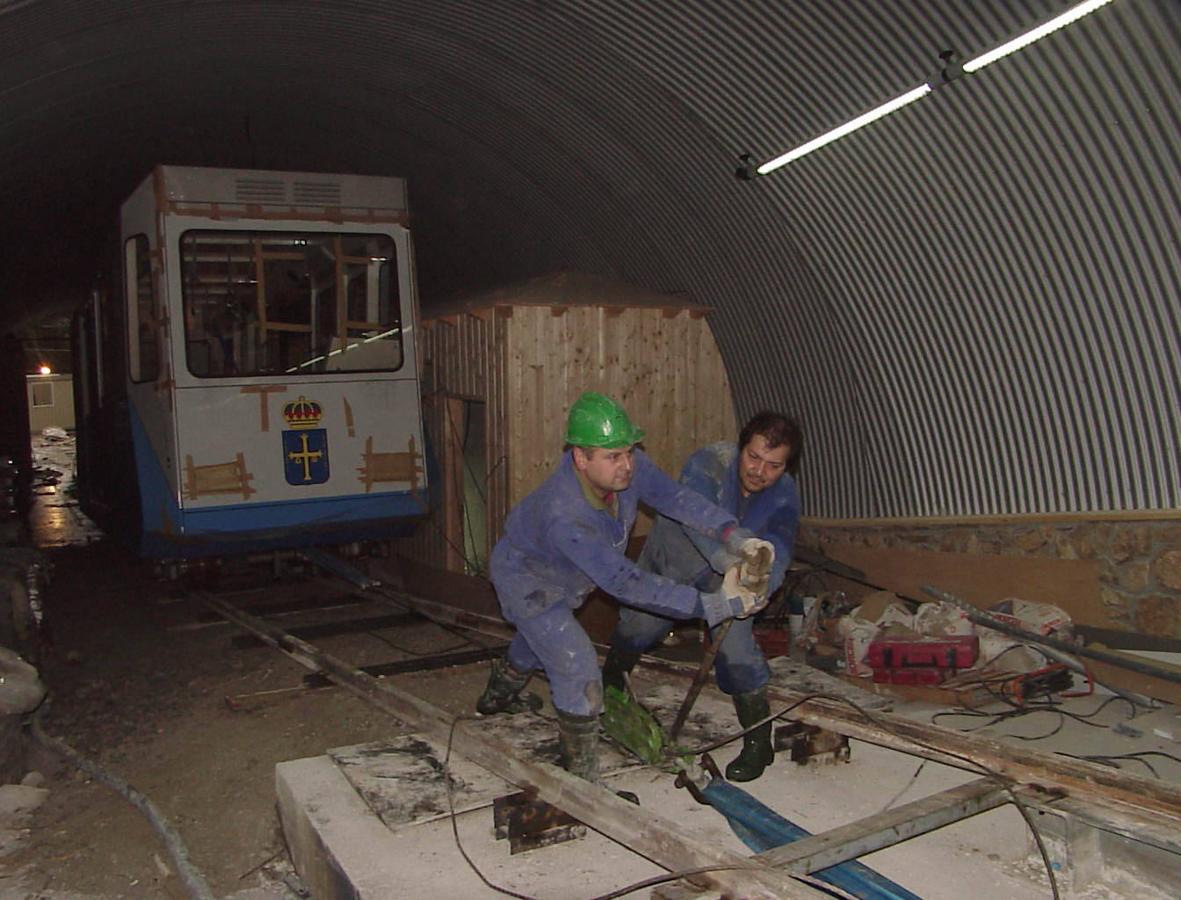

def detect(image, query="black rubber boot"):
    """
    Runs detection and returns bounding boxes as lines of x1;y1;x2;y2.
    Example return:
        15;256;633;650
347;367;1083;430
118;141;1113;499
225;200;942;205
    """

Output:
557;711;640;805
725;687;775;782
601;645;643;695
476;658;542;715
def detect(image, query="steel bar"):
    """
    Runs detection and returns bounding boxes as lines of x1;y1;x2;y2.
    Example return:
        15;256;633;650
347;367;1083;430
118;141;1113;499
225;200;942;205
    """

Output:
230;612;418;648
669;619;732;743
199;592;824;899
923;585;1181;686
755;778;1015;874
302;645;504;686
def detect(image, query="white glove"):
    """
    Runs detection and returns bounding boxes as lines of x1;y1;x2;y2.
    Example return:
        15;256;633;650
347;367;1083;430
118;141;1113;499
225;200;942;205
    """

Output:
722;564;769;620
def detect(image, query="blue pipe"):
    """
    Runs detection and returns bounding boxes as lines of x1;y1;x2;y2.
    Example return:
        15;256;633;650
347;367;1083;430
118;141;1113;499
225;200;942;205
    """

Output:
701;779;922;900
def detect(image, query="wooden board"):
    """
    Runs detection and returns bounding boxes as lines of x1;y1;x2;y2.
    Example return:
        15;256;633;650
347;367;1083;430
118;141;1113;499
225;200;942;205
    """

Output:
821;543;1108;628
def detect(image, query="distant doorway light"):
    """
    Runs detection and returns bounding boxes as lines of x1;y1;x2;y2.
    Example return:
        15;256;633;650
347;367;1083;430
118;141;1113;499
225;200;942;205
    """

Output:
754;0;1115;176
38;365;51;375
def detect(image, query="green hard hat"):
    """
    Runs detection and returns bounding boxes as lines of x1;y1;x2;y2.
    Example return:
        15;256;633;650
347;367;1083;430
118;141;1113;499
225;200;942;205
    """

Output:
565;392;645;448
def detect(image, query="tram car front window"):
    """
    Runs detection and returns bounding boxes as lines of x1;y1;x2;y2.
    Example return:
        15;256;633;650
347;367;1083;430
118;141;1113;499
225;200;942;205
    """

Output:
180;231;403;378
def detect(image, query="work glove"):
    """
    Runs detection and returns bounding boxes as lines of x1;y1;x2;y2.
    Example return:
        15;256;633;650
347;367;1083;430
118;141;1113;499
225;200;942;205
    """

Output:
723;528;776;576
724;563;769;619
698;564;769;627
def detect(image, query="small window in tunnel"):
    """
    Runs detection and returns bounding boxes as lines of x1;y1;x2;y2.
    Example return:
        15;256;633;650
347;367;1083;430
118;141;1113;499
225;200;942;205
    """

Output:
179;230;403;377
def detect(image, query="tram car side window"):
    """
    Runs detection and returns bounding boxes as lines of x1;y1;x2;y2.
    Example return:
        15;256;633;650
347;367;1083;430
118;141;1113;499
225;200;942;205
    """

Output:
125;235;159;383
180;231;403;378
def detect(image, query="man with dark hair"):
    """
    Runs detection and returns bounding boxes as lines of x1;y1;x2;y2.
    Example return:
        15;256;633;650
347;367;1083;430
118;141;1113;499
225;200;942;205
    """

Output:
603;411;803;782
476;392;774;787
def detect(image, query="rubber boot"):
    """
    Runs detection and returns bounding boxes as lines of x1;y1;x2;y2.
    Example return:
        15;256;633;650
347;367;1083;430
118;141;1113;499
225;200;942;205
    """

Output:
557;711;640;805
725;687;775;782
476;658;542;715
601;645;643;695
557;711;602;782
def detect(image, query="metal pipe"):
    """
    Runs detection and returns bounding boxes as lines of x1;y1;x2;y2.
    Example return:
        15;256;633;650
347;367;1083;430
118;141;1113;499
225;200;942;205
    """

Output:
922;585;1181;687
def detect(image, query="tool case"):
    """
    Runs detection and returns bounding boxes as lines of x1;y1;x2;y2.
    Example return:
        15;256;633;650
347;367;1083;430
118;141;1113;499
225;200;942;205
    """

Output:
866;634;979;670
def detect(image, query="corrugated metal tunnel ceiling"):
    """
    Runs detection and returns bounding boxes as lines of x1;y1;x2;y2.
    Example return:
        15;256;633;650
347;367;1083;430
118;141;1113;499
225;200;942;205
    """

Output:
1;0;1177;519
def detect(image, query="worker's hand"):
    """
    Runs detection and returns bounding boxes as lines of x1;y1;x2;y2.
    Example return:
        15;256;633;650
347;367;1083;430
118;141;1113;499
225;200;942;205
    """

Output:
739;539;774;580
738;557;771;598
722;564;768;620
723;528;775;576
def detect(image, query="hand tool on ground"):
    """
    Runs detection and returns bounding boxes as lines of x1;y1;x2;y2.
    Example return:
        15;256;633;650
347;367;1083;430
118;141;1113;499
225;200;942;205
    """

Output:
602;684;666;764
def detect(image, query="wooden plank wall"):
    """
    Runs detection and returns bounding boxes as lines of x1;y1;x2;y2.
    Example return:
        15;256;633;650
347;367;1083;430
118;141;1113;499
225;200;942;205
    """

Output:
505;306;737;513
393;310;510;570
398;303;737;572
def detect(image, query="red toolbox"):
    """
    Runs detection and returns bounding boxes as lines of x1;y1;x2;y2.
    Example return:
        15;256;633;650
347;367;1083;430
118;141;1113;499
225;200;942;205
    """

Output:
872;667;947;685
866;635;979;670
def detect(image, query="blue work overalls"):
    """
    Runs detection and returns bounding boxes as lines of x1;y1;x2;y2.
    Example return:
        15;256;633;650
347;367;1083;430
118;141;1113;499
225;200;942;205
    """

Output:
489;448;737;716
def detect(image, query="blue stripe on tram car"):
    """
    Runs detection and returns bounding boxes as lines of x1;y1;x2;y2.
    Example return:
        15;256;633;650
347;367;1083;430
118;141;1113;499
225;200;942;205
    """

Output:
129;402;424;559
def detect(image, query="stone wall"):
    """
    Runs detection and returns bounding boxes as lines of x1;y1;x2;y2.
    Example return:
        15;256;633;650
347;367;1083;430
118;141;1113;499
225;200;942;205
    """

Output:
798;518;1181;637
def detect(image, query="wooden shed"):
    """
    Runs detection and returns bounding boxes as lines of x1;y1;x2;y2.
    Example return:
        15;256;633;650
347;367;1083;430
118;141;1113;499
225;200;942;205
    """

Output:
398;271;737;574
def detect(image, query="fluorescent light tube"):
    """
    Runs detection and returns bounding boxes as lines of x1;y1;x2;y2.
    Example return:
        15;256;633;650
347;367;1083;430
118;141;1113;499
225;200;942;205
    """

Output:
757;84;932;174
963;0;1113;73
754;0;1114;175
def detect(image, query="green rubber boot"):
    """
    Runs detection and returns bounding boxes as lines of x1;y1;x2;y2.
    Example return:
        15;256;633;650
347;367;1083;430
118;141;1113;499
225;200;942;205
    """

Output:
476;658;542;715
601;645;643;695
725;688;775;782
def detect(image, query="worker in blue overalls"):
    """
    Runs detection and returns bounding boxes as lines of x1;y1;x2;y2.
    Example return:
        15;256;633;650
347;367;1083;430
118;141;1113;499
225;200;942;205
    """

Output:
477;392;774;785
603;412;802;782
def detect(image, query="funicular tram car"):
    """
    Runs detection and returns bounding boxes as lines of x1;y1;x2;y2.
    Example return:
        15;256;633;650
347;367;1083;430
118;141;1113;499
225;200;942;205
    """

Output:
73;166;429;561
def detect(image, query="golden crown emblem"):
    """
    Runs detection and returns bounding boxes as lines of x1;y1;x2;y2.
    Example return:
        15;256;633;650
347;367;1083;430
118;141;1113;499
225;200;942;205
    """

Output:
283;395;323;429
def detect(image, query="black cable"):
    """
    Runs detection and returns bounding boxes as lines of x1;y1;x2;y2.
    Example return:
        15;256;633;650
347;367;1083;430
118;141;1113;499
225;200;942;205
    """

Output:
684;691;1061;900
371;584;501;654
440;711;850;900
443;714;539;900
933;686;1140;740
880;761;928;812
362;628;473;657
1059;750;1181;780
1058;753;1160;778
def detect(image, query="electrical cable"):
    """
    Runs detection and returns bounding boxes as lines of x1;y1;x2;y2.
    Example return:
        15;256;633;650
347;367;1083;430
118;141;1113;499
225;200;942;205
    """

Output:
1057;750;1181;780
29;700;216;900
441;711;855;900
932;687;1140;739
443;714;539;900
683;691;1061;900
879;761;927;812
362;628;474;657
370;583;503;654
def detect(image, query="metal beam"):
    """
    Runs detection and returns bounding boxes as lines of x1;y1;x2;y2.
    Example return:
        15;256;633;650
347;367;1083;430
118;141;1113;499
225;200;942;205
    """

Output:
756;778;1015;874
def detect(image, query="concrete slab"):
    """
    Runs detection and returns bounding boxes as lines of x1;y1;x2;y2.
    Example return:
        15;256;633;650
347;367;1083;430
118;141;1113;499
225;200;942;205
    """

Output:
274;684;1088;900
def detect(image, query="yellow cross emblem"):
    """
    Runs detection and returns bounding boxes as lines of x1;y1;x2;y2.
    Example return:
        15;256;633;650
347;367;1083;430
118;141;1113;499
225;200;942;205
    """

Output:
287;433;324;482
